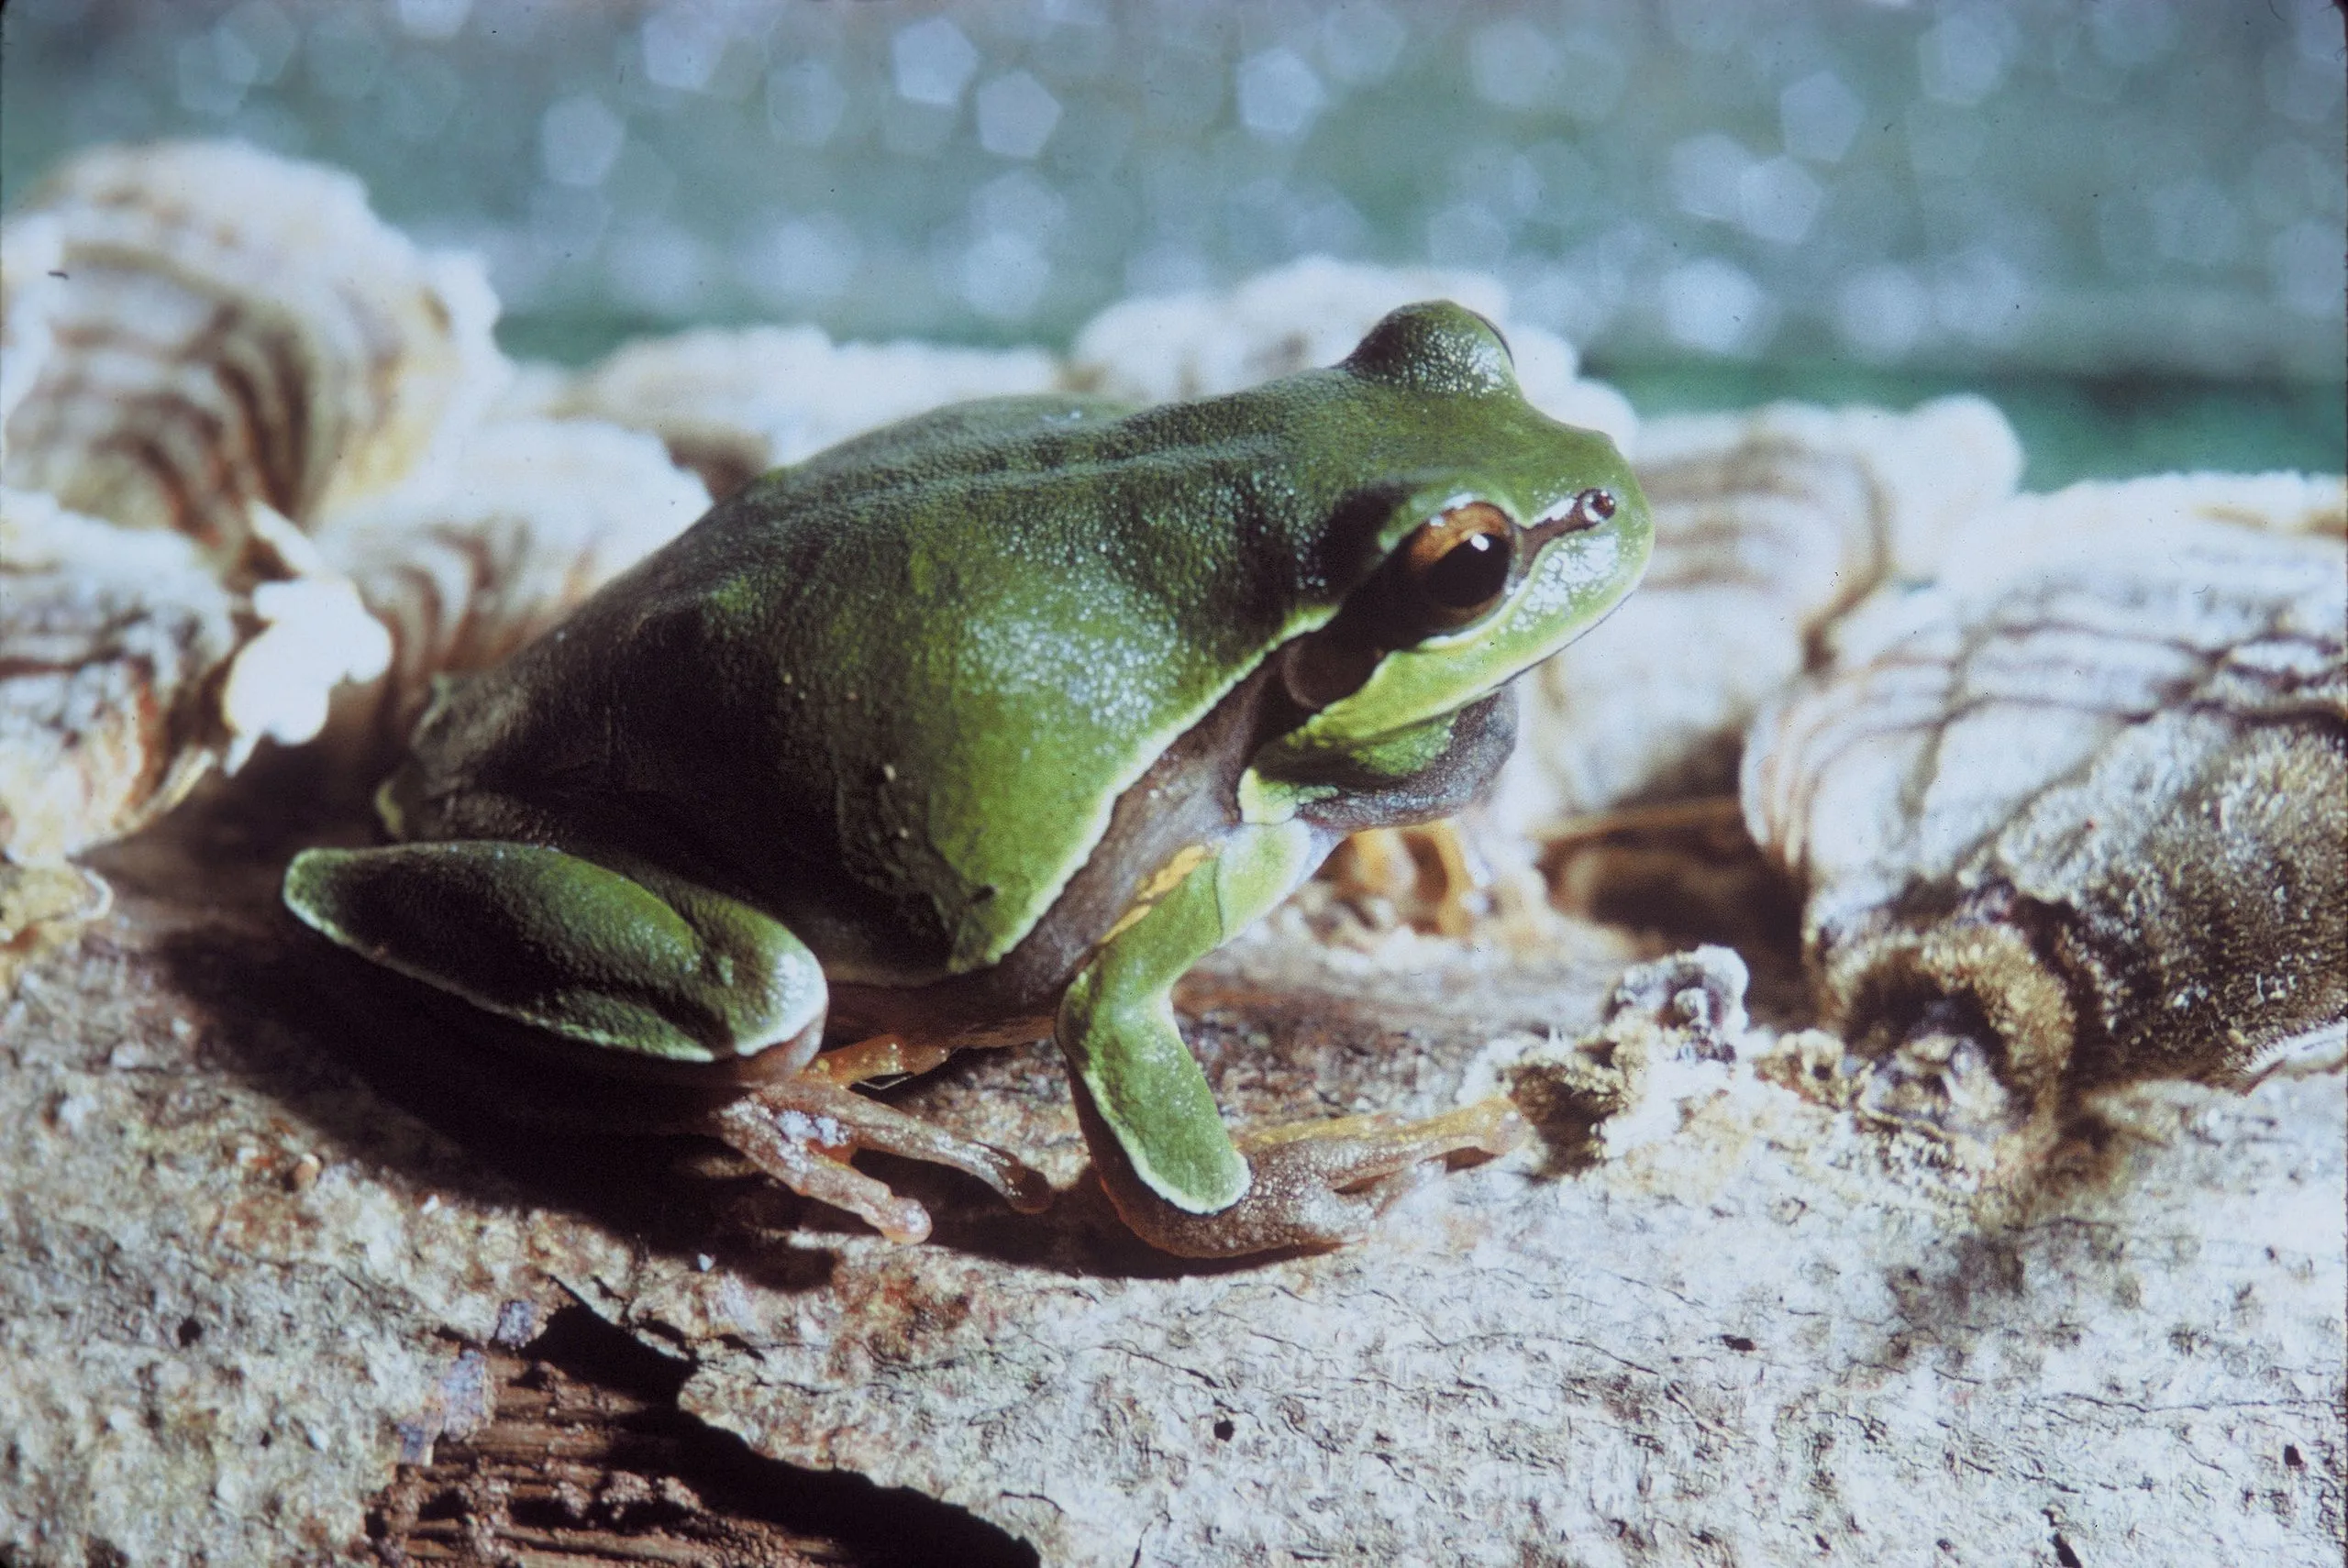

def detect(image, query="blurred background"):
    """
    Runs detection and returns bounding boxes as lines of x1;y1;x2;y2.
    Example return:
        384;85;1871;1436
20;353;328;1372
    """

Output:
5;0;2341;485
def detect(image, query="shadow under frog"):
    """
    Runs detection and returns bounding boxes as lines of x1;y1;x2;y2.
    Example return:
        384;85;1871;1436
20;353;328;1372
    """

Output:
138;776;1523;1286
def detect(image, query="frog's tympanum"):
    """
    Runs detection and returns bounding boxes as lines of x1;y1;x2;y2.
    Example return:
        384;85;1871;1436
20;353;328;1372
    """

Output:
284;304;1652;1256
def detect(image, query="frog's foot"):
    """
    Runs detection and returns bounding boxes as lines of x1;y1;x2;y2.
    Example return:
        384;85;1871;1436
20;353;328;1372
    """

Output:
711;1077;1052;1244
1086;1096;1525;1258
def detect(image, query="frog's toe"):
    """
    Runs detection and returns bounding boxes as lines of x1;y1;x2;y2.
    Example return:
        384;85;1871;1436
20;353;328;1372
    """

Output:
837;1093;1055;1215
711;1077;1051;1243
1246;1096;1524;1216
1237;1096;1526;1174
714;1096;935;1243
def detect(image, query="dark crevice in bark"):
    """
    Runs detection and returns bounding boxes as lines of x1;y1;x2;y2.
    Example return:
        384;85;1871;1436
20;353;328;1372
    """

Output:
368;1304;1039;1568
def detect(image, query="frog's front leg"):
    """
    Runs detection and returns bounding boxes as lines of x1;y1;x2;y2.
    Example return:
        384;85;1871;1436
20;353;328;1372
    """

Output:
1058;823;1524;1257
284;842;1047;1242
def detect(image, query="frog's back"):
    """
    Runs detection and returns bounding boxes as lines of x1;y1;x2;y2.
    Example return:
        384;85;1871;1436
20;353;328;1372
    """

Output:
392;394;1270;980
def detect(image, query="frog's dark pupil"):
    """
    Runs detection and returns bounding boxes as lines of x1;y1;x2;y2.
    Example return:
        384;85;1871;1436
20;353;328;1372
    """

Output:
1424;532;1511;609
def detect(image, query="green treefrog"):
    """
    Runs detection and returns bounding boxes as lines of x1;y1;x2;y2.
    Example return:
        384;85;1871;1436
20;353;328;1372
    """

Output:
282;303;1652;1257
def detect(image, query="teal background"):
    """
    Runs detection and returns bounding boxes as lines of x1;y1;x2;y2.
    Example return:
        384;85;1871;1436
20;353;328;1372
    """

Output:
4;0;2341;486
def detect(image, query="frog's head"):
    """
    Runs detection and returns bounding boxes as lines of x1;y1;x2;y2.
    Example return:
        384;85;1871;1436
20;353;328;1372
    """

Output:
1250;301;1653;791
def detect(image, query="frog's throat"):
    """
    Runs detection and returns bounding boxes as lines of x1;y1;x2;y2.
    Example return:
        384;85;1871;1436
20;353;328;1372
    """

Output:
1237;683;1518;832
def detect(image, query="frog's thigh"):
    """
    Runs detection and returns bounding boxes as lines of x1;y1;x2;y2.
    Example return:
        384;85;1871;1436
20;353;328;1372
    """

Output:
1058;821;1323;1215
283;842;824;1064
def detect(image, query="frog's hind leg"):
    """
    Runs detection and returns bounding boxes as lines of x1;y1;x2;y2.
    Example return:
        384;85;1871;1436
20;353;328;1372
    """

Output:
284;841;828;1063
286;841;1050;1241
713;1080;1052;1245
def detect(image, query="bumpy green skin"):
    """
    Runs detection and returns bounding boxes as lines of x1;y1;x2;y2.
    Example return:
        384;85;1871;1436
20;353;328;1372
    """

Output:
284;303;1653;1220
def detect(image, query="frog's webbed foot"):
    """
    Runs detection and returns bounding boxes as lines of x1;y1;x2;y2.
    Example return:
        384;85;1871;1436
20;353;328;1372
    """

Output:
1082;1094;1525;1258
711;1077;1052;1245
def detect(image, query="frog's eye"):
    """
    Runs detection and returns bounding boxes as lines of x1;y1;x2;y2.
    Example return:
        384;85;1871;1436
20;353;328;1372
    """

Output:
1400;502;1516;628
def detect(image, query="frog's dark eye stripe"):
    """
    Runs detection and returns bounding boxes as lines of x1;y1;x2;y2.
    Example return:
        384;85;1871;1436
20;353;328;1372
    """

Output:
1283;488;1609;712
1400;501;1515;629
1523;487;1616;552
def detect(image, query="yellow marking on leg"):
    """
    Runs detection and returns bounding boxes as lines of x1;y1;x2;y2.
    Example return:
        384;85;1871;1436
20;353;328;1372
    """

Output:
1100;841;1213;945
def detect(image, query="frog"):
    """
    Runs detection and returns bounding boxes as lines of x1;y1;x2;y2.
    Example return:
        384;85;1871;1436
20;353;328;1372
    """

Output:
282;302;1652;1257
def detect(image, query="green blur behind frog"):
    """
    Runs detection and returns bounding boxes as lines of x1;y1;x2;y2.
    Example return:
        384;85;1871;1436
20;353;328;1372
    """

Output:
284;303;1653;1255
